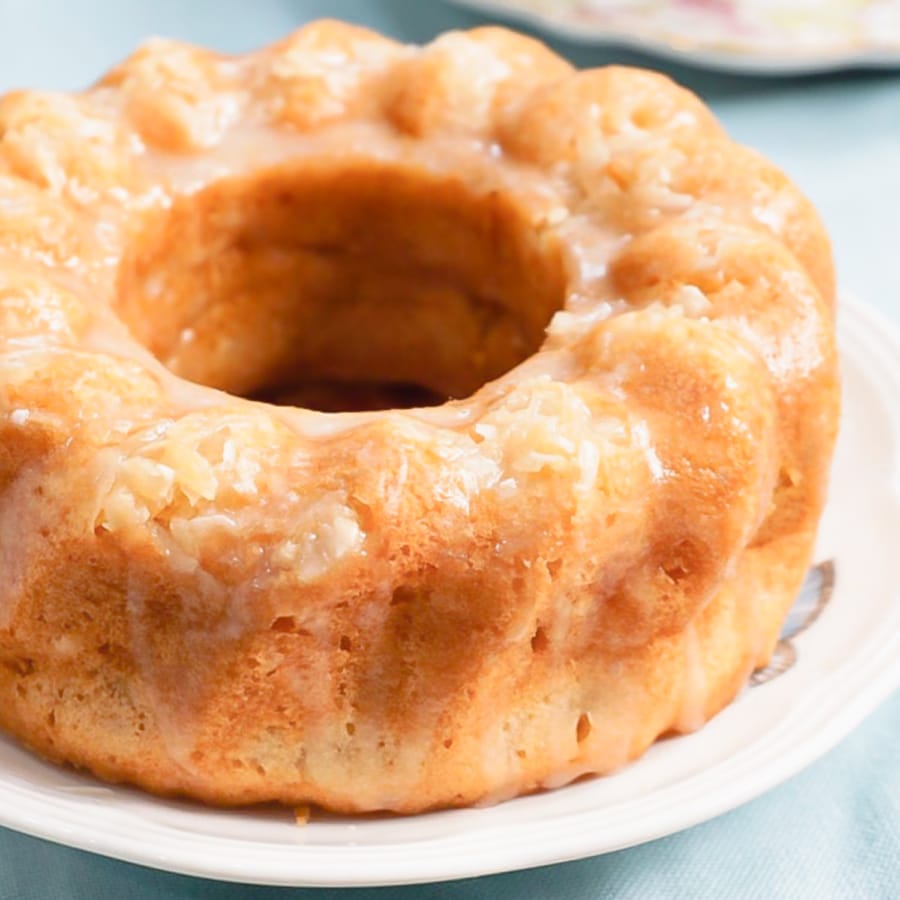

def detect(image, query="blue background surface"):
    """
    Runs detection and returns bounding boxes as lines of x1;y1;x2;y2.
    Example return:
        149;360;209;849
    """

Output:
0;1;898;896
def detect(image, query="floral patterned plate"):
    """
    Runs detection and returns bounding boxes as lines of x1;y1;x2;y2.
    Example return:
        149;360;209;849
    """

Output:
0;296;898;885
449;0;900;74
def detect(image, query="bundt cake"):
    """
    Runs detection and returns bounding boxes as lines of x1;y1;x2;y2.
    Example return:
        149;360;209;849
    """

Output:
0;21;839;812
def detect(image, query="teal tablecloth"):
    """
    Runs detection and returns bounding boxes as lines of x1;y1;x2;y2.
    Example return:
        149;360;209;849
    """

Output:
0;1;898;896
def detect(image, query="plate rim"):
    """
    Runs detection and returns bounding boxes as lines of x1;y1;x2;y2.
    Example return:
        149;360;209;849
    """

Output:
446;0;900;75
0;296;898;887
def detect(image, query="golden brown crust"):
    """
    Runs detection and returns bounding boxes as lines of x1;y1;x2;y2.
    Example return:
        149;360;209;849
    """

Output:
0;22;839;812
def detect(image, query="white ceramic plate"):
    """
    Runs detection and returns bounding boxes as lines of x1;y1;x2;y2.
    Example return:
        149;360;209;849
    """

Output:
0;297;898;887
448;0;900;74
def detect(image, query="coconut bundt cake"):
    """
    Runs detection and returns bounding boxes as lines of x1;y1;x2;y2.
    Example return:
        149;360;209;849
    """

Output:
0;21;839;812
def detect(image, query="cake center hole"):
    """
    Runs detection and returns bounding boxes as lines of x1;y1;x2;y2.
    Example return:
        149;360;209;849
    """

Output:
116;162;567;412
